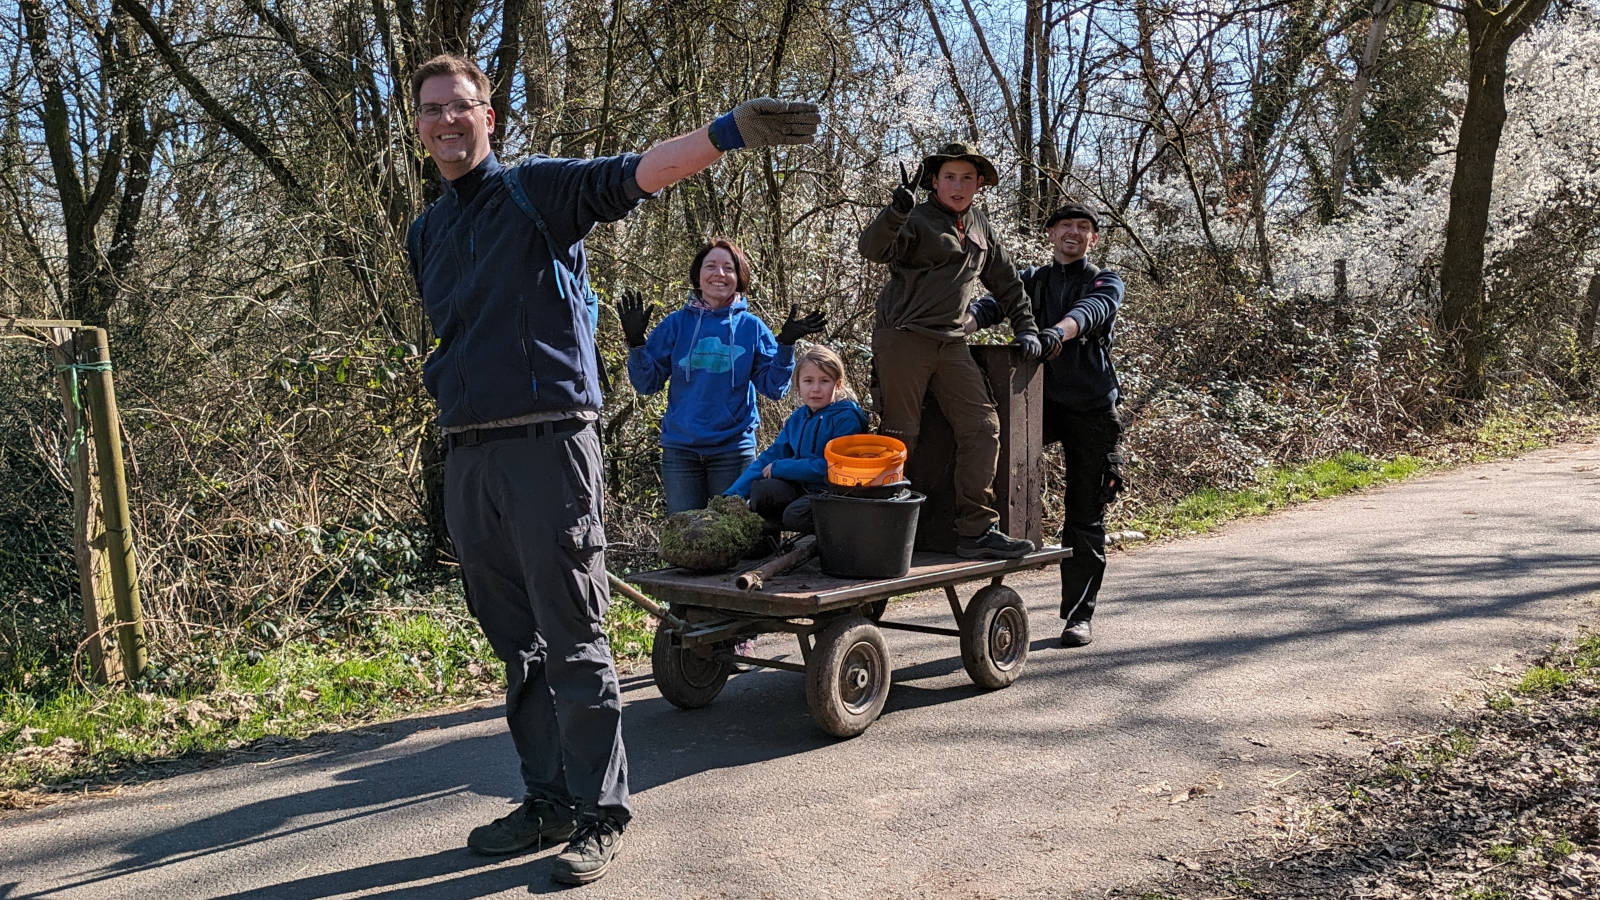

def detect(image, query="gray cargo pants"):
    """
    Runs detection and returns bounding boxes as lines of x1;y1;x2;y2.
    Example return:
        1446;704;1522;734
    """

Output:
444;420;631;826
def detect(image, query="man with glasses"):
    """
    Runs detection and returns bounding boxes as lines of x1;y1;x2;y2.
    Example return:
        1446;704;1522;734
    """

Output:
405;54;819;885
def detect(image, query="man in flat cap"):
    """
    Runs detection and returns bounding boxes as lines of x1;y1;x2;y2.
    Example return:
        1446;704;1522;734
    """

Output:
969;203;1126;646
859;142;1041;559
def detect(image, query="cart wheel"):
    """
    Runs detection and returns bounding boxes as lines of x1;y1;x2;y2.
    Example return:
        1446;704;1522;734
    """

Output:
960;584;1029;690
651;617;732;709
805;615;891;738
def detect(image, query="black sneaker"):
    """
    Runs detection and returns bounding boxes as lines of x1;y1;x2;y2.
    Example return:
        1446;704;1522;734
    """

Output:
467;798;576;856
956;525;1035;560
552;818;623;885
1060;621;1093;647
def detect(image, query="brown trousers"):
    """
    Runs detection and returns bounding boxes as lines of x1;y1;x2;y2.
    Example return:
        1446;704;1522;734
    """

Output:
872;328;1000;537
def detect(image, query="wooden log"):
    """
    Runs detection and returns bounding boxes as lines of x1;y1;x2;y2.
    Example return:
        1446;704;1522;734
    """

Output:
735;535;818;591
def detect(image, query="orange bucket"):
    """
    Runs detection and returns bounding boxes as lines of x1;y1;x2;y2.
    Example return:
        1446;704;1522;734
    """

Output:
825;434;908;487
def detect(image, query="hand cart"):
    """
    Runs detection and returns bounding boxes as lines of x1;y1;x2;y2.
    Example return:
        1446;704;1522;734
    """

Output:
621;546;1070;738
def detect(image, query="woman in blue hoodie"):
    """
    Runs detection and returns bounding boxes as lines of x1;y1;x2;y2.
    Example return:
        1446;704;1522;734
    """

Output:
622;238;826;513
724;344;867;540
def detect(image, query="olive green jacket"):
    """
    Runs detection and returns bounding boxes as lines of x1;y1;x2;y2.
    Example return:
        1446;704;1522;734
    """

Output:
858;199;1036;340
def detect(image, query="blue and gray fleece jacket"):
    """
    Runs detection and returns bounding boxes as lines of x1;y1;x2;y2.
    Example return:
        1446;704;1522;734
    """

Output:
626;298;794;454
726;399;869;498
407;151;653;427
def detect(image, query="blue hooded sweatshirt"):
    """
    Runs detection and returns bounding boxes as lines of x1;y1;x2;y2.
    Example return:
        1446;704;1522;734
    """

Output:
726;398;869;498
626;297;794;454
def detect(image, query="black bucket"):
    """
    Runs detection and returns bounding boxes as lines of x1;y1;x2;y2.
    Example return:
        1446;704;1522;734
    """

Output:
811;490;925;579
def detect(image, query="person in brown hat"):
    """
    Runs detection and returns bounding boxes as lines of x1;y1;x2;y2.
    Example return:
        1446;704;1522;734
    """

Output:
858;142;1041;558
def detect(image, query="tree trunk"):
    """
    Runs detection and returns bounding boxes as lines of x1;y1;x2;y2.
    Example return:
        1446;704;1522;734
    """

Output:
1436;0;1553;400
1579;270;1600;351
920;0;980;143
1328;0;1398;219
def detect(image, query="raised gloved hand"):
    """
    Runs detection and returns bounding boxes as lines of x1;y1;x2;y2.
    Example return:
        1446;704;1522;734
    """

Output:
708;99;821;152
776;305;827;345
892;161;922;213
1038;326;1064;359
618;289;656;348
1012;331;1042;361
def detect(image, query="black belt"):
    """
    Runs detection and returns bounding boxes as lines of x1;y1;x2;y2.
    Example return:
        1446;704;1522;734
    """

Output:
445;417;587;449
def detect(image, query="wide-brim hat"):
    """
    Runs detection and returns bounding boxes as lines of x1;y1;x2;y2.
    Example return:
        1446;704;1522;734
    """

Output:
919;142;999;191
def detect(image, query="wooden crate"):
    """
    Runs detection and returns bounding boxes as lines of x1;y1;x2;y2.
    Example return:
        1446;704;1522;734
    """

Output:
899;345;1044;552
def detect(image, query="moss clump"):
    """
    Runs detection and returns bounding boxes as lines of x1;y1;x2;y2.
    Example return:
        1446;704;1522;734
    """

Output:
659;496;764;572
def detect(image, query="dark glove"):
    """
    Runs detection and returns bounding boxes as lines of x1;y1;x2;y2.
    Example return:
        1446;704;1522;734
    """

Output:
1038;326;1064;360
618;289;656;348
1012;331;1042;361
708;98;821;152
892;161;921;213
776;305;827;345
1101;463;1125;505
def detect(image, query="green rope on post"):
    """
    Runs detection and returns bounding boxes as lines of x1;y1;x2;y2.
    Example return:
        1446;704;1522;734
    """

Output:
54;360;114;464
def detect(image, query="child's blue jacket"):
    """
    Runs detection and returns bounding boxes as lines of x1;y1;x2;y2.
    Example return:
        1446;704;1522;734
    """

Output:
726;399;869;498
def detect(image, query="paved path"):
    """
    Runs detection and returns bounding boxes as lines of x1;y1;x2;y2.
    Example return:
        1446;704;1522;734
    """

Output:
2;439;1597;899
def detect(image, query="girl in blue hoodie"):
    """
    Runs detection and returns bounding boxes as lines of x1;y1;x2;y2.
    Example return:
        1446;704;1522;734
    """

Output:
724;345;867;540
623;239;826;514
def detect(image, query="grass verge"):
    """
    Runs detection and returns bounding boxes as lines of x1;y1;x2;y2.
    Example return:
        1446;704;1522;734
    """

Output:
0;580;655;806
1117;409;1597;541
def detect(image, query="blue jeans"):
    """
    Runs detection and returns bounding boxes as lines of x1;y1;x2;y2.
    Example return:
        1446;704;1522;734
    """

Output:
661;446;755;514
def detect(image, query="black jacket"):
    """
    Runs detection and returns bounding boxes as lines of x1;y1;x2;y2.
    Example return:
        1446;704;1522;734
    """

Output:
971;258;1124;411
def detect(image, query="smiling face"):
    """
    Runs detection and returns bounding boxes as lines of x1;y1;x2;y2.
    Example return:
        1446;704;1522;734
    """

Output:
417;73;494;181
1047;216;1099;264
796;361;837;411
697;247;739;307
933;160;982;213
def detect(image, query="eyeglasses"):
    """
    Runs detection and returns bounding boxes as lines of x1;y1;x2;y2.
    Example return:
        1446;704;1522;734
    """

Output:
418;98;487;121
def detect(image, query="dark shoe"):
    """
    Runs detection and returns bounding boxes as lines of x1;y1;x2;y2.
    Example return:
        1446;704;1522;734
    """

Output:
467;798;576;856
552;818;623;885
956;525;1035;560
1060;621;1093;647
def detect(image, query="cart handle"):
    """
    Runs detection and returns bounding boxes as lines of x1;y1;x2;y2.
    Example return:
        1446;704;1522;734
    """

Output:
608;572;689;633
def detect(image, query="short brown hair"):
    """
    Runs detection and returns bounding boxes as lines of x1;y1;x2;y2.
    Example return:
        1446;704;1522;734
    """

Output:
410;54;491;108
689;238;753;295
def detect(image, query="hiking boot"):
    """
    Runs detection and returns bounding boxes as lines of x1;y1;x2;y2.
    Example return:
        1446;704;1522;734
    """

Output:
467;798;576;856
956;525;1035;560
552;818;623;885
1059;621;1093;648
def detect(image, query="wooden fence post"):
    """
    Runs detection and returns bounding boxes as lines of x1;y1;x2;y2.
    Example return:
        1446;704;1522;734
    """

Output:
76;327;146;680
50;327;120;683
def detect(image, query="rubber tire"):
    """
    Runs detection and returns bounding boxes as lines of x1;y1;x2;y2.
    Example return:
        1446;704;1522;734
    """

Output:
651;617;732;709
959;584;1029;689
805;615;891;738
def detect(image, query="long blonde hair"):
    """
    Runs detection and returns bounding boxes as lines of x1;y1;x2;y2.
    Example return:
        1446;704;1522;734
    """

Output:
791;345;855;402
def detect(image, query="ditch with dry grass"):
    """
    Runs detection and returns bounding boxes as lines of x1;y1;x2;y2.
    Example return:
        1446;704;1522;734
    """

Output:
1111;627;1600;900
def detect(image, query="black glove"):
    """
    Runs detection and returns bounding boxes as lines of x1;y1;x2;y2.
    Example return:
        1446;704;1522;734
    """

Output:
892;161;921;213
1038;326;1063;359
1012;331;1042;361
776;305;827;345
708;98;821;151
618;289;656;348
1101;459;1125;505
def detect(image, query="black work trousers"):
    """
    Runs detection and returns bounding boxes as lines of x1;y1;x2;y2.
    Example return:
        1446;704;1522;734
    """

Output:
444;422;631;826
1043;403;1122;624
746;477;816;533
